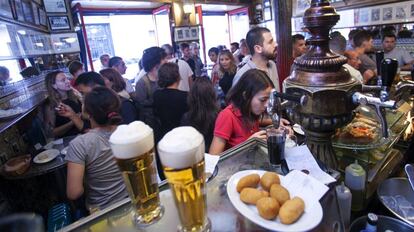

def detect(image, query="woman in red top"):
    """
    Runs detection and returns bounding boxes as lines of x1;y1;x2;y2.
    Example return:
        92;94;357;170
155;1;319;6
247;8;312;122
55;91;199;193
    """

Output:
209;69;273;155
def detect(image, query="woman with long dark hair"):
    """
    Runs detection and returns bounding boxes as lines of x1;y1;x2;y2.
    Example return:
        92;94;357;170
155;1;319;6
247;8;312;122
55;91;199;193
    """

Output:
66;86;128;212
44;71;84;138
100;68;138;124
209;69;273;155
181;77;219;151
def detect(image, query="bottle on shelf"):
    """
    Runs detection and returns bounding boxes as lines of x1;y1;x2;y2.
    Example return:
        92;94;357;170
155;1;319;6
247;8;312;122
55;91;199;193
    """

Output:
345;160;366;211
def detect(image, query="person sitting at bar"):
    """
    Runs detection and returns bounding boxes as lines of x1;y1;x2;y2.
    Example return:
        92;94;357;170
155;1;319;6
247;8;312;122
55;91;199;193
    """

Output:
0;66;10;86
74;71;105;96
153;63;188;141
100;68;139;124
135;46;167;129
209;69;273;155
218;50;237;96
346;29;362;50
44;71;84;138
66;86;128;212
109;56;134;93
68;60;84;87
343;50;364;83
383;33;414;71
232;27;280;92
181;77;219;152
353;30;376;84
292;34;307;59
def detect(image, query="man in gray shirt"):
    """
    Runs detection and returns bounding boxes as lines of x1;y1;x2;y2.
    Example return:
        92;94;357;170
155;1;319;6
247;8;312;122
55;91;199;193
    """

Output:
232;27;280;92
383;33;414;71
353;30;376;83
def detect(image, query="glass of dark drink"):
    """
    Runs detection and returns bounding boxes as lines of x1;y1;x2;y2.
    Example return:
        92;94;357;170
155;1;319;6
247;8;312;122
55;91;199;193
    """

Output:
266;127;286;167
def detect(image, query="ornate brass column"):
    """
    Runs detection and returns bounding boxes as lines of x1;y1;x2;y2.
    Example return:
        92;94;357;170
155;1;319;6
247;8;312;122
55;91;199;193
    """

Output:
284;0;362;169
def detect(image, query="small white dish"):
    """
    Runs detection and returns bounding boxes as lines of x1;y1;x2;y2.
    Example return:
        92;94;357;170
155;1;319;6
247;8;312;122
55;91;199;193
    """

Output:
227;170;323;232
293;124;305;136
33;149;60;164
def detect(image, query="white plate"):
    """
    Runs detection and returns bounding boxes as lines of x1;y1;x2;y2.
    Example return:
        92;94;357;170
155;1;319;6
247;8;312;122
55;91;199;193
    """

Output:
293;124;305;135
227;170;323;232
33;149;60;164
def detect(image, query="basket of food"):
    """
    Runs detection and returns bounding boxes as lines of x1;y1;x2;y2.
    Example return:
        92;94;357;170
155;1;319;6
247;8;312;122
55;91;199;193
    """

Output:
1;155;31;176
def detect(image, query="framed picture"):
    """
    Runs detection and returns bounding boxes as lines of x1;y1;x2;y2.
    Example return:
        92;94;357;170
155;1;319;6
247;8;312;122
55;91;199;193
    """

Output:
0;0;13;18
382;7;392;21
44;0;66;13
263;0;272;21
371;8;380;22
38;8;47;26
174;26;199;42
50;33;80;53
32;2;39;25
22;0;34;23
14;0;24;21
48;15;70;30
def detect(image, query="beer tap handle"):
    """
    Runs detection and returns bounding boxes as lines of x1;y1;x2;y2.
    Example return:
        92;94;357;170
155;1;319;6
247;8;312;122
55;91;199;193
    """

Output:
352;92;396;138
375;51;384;77
361;85;382;92
267;89;281;128
272;91;308;106
381;58;398;90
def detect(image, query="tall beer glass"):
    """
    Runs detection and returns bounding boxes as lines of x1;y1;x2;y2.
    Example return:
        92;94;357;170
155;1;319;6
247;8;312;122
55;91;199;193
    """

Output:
110;121;163;227
158;127;211;232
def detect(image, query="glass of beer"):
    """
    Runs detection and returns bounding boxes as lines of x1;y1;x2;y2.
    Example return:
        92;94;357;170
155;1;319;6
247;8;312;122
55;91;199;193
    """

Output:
110;121;164;227
266;126;286;166
158;127;211;232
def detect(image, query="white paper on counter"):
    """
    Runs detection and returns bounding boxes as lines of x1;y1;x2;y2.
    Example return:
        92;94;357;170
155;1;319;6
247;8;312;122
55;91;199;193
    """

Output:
283;170;329;212
285;145;336;185
205;153;220;175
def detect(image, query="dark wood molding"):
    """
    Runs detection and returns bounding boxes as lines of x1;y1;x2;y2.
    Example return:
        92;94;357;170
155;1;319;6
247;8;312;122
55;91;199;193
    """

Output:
273;0;293;91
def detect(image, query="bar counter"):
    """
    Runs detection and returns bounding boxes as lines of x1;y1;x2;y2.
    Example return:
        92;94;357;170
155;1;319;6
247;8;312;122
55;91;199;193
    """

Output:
60;139;344;232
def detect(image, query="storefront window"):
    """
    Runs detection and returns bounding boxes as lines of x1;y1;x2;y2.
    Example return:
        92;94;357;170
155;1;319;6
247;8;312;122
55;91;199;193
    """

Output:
202;14;229;66
84;15;157;80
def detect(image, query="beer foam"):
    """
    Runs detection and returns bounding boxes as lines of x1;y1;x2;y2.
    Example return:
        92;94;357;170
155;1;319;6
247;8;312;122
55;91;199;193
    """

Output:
109;121;154;159
158;126;204;169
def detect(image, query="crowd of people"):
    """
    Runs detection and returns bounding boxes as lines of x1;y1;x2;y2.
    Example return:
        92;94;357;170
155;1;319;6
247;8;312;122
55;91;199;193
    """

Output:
39;25;413;213
39;26;291;212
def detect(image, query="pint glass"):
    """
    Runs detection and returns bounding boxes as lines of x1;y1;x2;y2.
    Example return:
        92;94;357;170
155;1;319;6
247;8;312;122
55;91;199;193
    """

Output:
158;127;211;232
110;121;163;227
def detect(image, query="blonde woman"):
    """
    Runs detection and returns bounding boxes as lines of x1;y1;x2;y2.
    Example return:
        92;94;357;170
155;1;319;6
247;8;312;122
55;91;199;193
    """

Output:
218;50;237;96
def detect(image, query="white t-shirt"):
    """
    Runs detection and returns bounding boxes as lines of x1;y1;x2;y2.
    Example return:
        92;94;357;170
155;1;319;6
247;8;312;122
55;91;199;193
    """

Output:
170;58;193;92
343;63;363;83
